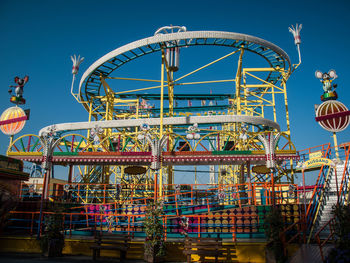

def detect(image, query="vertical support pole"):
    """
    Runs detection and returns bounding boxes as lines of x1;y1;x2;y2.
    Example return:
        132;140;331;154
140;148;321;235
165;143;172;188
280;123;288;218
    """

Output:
167;72;174;117
167;166;174;194
247;161;252;205
282;74;295;184
43;169;51;200
302;169;307;223
37;168;50;239
191;184;193;205
175;193;179;216
195;166;197;186
165;54;175;191
19;182;23;200
333;132;340;161
271;169;275;207
235;47;245;115
271;85;277;123
87;100;93;140
136;98;139;119
334;168;339;203
198;215;200;238
7;135;14;155
282;76;291;135
30;212;34;236
159;51;165;198
68;165;73;183
103;184;106;204
154;170;158;201
100;75;114;124
100;76;114;184
242;70;248;116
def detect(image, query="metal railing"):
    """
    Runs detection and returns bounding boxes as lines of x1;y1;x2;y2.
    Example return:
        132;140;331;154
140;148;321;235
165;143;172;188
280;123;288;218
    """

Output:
314;216;336;262
7;206;304;242
18;182;300;208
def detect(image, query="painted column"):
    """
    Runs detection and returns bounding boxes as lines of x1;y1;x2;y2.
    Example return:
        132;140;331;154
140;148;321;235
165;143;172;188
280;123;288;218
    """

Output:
258;132;281;169
40;125;58;199
138;126;167;199
258;132;281;206
42;138;53;199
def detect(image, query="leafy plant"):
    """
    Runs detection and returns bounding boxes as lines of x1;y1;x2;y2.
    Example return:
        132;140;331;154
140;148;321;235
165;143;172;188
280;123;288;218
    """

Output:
326;204;350;262
144;200;166;260
264;207;286;263
40;203;65;257
332;204;350;249
0;184;18;232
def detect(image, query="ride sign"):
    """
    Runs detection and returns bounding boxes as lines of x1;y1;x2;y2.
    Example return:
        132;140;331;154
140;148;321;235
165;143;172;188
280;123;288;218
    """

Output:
302;157;335;170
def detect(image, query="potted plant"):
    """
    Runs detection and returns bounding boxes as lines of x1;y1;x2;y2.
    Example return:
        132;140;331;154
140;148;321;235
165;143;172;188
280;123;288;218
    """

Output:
264;207;286;263
144;200;166;263
40;203;65;257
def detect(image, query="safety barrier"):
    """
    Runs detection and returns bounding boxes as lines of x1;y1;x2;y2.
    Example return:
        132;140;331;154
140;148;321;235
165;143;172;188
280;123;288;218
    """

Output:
338;143;350;204
314;216;336;262
18;182;300;208
305;144;332;230
6;204;303;241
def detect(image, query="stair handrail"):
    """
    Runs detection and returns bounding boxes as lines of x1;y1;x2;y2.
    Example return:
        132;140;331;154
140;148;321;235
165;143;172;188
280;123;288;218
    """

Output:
280;217;307;257
307;166;332;243
338;143;350;204
305;143;332;220
314;215;337;262
297;142;331;162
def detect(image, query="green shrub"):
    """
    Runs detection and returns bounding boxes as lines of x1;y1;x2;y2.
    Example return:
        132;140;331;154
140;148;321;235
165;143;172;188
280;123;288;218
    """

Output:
144;200;166;258
264;207;287;263
40;203;65;257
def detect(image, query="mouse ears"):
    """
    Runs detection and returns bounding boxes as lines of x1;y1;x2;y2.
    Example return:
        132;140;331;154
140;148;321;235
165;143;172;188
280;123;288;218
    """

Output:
328;69;337;79
14;76;29;84
315;70;337;80
315;70;323;79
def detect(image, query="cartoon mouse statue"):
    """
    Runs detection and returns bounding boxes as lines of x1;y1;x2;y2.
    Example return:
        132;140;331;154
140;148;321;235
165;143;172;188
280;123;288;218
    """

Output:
8;76;29;105
315;70;337;101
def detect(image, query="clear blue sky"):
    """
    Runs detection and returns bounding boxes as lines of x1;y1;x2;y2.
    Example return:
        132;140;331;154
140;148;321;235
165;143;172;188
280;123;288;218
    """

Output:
0;0;349;184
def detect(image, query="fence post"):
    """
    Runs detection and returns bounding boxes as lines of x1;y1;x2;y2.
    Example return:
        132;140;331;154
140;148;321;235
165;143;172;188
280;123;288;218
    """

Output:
30;212;34;236
163;216;167;241
231;216;236;242
191;185;193;205
77;184;80;203
236;185;241;208
127;216;130;237
103;184;106;204
198;215;200;238
175;194;179;216
207;197;210;213
70;213;73;237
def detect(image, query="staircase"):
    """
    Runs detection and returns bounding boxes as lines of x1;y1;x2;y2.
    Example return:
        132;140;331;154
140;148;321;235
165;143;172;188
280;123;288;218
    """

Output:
315;162;345;237
288;244;334;263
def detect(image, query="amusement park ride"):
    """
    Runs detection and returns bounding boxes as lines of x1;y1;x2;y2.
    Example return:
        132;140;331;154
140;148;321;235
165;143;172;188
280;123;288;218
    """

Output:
1;25;350;262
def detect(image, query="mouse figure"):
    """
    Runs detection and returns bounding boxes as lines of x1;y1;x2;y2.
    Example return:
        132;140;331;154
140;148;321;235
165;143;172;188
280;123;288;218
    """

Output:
315;70;338;101
8;76;29;104
186;123;200;140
